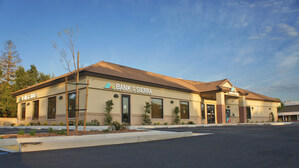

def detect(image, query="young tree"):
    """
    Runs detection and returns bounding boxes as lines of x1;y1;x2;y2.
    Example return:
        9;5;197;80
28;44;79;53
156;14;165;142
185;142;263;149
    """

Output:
173;106;180;125
0;40;21;84
104;100;114;125
142;102;152;125
53;27;81;131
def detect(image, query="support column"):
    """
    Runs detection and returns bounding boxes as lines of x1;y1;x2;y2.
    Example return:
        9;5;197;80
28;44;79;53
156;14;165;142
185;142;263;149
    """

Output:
216;92;226;124
239;96;247;123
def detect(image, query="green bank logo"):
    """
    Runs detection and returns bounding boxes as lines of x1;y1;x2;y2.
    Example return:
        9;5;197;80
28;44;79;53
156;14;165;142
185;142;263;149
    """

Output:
231;86;235;92
104;82;115;89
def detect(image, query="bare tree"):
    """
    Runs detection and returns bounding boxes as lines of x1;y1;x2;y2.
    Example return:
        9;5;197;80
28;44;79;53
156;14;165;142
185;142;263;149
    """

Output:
53;27;80;132
0;40;21;84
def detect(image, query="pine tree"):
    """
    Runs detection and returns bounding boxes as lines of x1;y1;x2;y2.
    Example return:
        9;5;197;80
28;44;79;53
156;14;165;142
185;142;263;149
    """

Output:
104;100;114;125
142;102;152;125
0;40;21;84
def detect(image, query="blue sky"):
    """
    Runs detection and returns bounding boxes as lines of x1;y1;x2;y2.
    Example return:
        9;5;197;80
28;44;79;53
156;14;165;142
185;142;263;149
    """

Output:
0;0;298;101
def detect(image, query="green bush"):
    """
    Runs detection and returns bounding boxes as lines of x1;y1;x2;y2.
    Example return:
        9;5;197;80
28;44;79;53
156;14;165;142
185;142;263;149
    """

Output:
43;121;48;126
163;122;168;125
18;130;25;135
57;130;67;135
111;121;123;130
48;128;54;133
102;129;110;132
0;136;3;139
10;123;15;126
104;100;114;125
181;122;185;125
270;112;275;122
59;122;64;126
142;102;152;125
37;121;41;126
52;123;57;126
188;121;195;125
173;106;180;125
90;119;100;126
69;121;75;126
78;120;84;126
29;130;37;136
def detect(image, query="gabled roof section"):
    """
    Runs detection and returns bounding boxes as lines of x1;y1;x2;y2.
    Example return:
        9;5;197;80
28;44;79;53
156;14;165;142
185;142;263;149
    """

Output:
193;79;228;92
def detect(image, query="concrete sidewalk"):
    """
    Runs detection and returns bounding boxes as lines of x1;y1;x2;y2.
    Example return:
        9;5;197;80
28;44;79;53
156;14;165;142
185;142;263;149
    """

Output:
0;130;193;152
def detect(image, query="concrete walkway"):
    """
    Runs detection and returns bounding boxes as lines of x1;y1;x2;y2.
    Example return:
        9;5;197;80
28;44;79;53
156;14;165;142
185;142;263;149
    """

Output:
0;130;193;152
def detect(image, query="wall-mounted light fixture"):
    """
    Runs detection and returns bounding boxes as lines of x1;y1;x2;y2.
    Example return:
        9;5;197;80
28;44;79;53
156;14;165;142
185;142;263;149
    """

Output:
269;108;271;110
59;96;63;100
227;106;230;108
252;107;254;110
114;94;119;98
170;100;174;104
27;102;30;106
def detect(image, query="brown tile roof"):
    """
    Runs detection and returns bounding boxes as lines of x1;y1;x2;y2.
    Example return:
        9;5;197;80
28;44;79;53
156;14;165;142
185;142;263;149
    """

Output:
12;61;280;102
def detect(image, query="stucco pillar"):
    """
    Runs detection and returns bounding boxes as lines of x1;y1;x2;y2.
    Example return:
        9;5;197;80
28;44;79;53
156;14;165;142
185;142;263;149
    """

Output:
239;96;247;123
216;92;226;124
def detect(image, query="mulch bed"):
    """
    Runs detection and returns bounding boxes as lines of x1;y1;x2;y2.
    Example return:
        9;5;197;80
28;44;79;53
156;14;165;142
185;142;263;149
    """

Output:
0;129;146;139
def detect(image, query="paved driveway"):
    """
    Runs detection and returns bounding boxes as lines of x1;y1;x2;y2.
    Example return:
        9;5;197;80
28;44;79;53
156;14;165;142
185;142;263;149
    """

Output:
1;124;299;168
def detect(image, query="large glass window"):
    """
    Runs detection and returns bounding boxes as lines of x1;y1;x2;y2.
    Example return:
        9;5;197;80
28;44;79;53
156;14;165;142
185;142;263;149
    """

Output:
33;100;39;120
201;103;205;119
48;97;56;119
246;107;251;119
68;93;77;118
180;101;189;119
151;98;163;118
21;103;26;120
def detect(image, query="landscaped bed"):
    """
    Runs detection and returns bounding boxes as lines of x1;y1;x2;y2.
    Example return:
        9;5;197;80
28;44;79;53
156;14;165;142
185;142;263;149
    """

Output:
0;129;146;139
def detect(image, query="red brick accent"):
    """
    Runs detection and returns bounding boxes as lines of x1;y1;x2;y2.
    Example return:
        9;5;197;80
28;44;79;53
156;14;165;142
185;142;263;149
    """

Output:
217;104;226;123
239;106;247;123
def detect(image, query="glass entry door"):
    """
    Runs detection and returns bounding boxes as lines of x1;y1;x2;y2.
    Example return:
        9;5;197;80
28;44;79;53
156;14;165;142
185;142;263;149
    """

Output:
207;104;215;124
122;95;130;124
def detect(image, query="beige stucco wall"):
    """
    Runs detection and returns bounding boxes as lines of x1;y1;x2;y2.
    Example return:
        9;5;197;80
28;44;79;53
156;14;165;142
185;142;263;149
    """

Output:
246;100;280;122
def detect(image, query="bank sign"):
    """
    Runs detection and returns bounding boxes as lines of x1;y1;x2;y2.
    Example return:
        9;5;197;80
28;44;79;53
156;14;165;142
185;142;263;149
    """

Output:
228;86;240;96
105;82;152;95
18;93;37;102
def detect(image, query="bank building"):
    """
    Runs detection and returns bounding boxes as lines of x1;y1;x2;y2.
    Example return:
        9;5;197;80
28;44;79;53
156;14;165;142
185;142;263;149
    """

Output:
13;61;281;125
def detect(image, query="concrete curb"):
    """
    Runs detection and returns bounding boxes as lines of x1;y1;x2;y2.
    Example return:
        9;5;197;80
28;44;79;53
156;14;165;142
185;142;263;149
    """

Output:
0;131;193;152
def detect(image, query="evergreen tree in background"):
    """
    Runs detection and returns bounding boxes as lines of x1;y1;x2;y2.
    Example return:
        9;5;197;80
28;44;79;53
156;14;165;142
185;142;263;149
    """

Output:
0;40;54;117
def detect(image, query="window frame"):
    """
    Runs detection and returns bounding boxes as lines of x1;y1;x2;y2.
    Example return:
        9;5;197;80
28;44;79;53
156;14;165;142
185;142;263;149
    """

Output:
47;96;56;119
21;103;26;120
151;98;163;119
68;92;78;118
246;106;251;119
32;100;39;120
201;103;205;119
180;101;190;119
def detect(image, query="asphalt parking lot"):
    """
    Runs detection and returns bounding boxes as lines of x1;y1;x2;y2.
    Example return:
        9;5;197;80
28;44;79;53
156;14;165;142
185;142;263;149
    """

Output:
1;124;299;168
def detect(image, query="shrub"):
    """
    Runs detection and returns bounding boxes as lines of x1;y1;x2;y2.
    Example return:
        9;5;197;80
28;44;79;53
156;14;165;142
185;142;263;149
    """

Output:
188;121;195;125
163;122;168;125
173;106;180;125
86;119;100;126
102;129;110;132
278;118;282;122
262;121;264;123
18;130;25;135
0;136;3;139
58;130;67;135
43;121;48;126
104;100;114;125
52;123;57;126
156;122;160;125
142;102;152;125
10;123;15;126
69;121;75;126
111;121;123;131
181;122;185;125
270;112;275;122
25;123;30;126
78;120;84;126
48;128;54;133
59;122;64;126
37;121;41;126
29;130;37;136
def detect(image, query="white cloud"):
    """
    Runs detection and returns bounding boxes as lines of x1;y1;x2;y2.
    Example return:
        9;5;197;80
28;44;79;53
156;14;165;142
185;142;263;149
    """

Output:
265;26;272;33
275;41;299;73
278;23;298;36
248;33;266;39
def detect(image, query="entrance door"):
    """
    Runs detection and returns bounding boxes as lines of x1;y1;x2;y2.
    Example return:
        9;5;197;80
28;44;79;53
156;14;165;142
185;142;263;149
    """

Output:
33;100;39;120
122;95;130;124
207;104;215;124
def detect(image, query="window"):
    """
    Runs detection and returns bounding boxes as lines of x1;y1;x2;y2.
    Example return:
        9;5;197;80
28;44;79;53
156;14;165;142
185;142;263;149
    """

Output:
180;101;189;119
201;103;205;119
21;103;26;120
48;97;56;119
246;106;251;119
151;98;163;118
68;93;77;118
33;100;39;120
